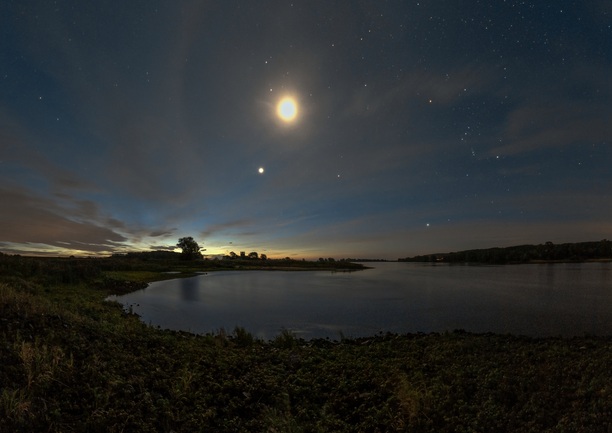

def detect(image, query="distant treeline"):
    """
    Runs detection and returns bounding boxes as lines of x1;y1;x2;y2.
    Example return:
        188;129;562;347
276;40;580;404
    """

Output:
399;240;612;264
0;254;105;284
0;251;364;284
0;251;211;284
340;258;390;263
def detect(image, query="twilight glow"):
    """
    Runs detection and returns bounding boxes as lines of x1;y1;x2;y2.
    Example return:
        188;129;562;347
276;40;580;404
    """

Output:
0;2;611;259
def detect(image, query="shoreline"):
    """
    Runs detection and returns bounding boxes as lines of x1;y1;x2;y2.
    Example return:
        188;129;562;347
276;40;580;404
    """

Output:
1;273;610;431
400;258;612;265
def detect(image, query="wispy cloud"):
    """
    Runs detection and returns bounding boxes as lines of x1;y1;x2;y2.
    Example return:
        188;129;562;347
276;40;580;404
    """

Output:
490;65;612;157
199;219;256;239
0;185;127;254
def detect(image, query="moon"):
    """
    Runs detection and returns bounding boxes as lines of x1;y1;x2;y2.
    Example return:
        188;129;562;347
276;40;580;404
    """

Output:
258;167;264;174
276;97;298;122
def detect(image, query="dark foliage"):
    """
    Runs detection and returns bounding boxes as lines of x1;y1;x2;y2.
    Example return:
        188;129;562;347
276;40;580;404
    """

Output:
177;237;203;260
0;256;610;432
400;240;612;264
0;254;103;284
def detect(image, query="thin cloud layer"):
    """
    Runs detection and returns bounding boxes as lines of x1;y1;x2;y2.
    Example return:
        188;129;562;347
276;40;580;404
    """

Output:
1;1;611;258
0;186;127;254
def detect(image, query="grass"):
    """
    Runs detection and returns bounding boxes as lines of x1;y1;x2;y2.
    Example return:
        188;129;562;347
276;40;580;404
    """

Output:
0;265;610;432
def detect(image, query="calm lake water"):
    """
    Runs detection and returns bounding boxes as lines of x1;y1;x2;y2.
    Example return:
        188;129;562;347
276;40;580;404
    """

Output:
109;262;612;340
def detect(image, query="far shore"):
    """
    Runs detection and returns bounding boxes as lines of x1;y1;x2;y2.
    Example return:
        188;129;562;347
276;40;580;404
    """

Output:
527;258;612;264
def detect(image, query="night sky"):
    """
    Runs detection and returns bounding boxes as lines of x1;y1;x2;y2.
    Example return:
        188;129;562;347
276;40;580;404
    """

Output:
2;1;611;259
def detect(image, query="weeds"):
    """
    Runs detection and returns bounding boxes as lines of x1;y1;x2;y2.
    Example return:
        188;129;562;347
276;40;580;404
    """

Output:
0;265;610;432
273;328;299;349
395;372;432;425
0;388;32;425
231;326;257;347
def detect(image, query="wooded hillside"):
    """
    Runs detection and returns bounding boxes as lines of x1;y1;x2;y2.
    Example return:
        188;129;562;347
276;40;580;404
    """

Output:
400;240;612;264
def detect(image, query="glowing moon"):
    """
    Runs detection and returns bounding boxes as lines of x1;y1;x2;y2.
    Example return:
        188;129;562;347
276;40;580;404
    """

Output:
258;167;264;174
277;97;298;122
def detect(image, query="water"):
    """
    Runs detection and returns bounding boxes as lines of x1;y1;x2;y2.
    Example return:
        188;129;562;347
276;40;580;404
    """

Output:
109;262;612;339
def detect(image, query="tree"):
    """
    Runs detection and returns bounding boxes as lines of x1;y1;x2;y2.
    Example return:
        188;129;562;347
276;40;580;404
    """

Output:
177;237;202;260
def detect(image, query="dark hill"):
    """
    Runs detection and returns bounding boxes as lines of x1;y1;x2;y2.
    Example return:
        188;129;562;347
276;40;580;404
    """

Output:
400;240;612;264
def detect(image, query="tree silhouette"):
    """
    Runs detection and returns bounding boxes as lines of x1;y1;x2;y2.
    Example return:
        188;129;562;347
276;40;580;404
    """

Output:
177;237;202;260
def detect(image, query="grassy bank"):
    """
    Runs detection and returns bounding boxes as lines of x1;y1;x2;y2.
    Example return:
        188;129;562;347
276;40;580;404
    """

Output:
0;265;610;432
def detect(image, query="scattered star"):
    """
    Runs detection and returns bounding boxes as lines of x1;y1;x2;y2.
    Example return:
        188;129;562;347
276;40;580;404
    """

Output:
1;2;610;259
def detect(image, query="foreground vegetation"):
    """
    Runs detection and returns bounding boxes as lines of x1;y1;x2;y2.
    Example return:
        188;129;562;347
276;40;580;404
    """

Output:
0;255;610;432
